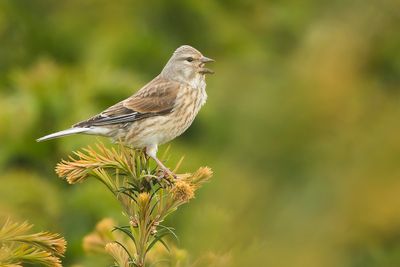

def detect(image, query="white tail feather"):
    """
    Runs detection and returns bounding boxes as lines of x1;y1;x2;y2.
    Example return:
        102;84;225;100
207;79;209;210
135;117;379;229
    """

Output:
36;128;90;142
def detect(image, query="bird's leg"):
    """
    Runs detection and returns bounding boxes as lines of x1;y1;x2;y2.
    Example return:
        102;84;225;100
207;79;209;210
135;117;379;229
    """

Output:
152;156;177;180
145;144;177;180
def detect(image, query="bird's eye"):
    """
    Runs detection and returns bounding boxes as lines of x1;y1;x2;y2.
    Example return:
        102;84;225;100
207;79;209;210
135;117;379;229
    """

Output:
186;57;194;62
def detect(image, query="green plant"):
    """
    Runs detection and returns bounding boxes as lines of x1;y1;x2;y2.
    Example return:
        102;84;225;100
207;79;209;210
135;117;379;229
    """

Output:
0;219;66;267
56;142;212;267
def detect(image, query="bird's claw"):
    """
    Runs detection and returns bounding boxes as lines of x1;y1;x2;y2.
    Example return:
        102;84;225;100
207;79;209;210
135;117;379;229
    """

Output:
156;169;177;185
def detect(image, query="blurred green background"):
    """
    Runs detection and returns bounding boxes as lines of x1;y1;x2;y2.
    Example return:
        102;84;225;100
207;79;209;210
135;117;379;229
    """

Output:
1;0;400;266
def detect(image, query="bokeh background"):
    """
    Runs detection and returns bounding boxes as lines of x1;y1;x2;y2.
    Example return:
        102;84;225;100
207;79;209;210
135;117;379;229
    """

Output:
1;0;400;266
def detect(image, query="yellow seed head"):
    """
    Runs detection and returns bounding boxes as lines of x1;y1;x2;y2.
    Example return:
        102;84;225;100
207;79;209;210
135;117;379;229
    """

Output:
96;218;116;233
171;180;195;202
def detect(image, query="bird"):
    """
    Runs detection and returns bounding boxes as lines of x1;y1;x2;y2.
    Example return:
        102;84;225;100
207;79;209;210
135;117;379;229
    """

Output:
37;45;214;178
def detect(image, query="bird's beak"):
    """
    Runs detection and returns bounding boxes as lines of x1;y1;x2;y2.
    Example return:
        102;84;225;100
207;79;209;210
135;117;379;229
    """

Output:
200;56;215;63
199;56;215;74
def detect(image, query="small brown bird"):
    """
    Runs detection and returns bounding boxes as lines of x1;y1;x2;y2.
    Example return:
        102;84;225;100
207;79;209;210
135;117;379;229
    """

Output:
37;45;214;177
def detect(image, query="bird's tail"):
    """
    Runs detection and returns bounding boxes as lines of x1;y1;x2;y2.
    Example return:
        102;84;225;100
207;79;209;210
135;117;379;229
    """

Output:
36;127;90;142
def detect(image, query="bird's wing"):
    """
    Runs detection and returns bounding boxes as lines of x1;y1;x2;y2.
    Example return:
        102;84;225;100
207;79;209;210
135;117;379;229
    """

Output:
74;76;181;127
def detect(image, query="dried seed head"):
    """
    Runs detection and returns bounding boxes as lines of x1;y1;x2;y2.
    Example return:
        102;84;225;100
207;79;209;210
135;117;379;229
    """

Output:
83;233;104;253
170;180;195;202
83;218;116;253
191;167;213;187
96;218;116;233
55;160;89;184
105;242;130;267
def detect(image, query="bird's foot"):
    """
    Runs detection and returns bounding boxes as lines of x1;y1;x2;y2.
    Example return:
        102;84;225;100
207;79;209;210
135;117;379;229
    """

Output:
156;167;177;183
145;147;177;182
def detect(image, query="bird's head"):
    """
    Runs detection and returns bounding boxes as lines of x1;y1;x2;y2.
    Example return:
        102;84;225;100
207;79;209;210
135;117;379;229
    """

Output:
161;45;214;83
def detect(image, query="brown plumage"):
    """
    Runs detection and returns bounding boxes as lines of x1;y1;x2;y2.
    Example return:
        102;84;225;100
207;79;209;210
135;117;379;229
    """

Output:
74;76;181;127
37;45;214;178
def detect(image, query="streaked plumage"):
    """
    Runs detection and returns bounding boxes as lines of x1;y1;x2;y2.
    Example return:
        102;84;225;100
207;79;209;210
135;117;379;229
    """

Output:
37;45;214;177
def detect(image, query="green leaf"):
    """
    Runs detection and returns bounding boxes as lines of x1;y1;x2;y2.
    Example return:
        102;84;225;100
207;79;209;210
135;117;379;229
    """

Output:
114;241;134;262
158;225;179;243
112;227;136;246
146;234;170;253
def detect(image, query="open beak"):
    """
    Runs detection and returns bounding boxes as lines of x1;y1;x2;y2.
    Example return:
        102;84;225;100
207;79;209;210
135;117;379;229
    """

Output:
199;56;215;74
